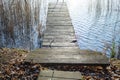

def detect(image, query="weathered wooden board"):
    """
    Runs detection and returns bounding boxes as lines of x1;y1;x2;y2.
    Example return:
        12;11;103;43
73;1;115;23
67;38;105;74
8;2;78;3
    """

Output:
38;70;82;80
47;21;71;24
47;23;72;26
26;48;109;65
44;38;75;43
48;12;69;17
47;17;71;22
49;5;66;8
47;12;69;14
49;3;67;6
48;8;68;12
45;28;74;32
44;33;75;37
44;26;74;30
42;42;77;47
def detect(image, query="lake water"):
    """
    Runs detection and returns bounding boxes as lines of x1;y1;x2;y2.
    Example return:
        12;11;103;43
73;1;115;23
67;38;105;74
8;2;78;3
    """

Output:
49;0;120;56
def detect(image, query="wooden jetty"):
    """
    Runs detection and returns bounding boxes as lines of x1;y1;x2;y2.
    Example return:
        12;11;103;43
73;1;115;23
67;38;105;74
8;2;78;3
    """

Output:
26;2;109;66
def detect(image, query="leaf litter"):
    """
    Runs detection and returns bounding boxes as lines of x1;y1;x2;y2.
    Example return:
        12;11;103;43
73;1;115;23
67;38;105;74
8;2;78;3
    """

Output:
0;48;120;80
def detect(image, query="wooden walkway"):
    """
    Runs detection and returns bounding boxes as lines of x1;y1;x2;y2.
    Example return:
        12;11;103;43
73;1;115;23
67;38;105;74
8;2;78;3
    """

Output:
43;3;76;48
26;2;109;66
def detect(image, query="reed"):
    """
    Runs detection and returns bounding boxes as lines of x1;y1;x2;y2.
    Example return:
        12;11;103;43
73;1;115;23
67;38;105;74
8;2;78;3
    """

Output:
0;0;43;49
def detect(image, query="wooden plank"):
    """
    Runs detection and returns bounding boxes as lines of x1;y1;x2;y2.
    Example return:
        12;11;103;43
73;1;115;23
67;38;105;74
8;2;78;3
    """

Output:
39;70;53;77
48;6;68;10
44;31;75;35
47;21;71;24
25;48;109;64
47;23;72;26
49;4;66;8
45;29;74;34
48;6;67;9
38;70;82;80
32;48;80;54
49;3;67;6
45;28;74;32
48;9;68;12
53;71;82;79
47;20;72;25
43;36;75;40
44;33;75;36
44;26;74;30
48;12;69;14
43;39;76;43
43;36;75;42
42;42;77;47
47;13;69;17
47;17;71;21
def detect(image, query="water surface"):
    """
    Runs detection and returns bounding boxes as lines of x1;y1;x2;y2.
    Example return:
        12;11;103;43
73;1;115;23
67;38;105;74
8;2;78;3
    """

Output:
64;0;120;56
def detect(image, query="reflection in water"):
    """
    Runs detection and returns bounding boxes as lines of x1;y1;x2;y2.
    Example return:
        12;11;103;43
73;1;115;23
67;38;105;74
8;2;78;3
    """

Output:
0;0;48;50
67;0;120;57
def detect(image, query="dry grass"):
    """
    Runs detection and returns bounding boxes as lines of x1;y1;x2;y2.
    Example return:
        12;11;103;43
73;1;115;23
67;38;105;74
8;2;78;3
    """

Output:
0;0;43;49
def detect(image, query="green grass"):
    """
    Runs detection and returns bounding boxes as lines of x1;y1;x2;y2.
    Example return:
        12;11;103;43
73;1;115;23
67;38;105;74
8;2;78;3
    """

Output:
110;41;116;58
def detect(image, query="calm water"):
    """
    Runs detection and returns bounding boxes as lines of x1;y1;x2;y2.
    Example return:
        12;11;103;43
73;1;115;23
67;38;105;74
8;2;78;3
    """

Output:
50;0;120;56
